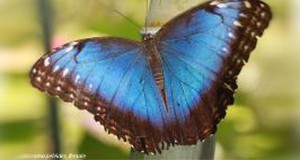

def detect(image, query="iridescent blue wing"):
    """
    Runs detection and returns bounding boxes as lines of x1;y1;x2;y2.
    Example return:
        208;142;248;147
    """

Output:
156;0;271;145
30;0;272;154
30;37;170;153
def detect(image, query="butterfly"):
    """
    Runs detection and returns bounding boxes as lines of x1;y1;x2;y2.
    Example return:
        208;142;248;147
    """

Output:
30;0;271;154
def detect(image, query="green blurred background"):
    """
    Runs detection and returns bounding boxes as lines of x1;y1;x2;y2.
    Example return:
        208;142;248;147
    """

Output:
0;0;299;159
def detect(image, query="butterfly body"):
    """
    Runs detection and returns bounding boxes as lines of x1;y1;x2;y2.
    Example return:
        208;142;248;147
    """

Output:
30;0;271;154
142;33;170;113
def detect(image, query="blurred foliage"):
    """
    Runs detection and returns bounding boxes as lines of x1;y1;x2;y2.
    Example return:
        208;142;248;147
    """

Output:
0;0;299;159
0;120;38;143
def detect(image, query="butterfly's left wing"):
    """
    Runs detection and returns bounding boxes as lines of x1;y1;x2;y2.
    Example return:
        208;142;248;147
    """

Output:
156;0;272;144
30;37;172;153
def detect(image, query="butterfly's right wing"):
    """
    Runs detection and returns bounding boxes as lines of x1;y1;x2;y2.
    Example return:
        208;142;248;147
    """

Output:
156;0;271;144
30;37;169;153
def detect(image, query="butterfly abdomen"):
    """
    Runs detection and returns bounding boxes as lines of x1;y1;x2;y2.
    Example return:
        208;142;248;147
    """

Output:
143;35;169;111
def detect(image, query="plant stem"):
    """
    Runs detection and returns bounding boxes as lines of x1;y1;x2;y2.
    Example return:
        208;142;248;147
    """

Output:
38;0;61;159
131;0;216;159
131;135;215;160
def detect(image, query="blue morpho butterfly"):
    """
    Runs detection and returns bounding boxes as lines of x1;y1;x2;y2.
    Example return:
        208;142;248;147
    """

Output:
30;0;271;154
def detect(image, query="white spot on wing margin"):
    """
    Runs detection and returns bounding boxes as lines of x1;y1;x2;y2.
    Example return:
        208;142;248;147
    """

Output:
75;74;80;83
234;20;243;27
53;65;60;72
44;57;50;66
62;68;69;77
32;68;37;74
244;1;251;8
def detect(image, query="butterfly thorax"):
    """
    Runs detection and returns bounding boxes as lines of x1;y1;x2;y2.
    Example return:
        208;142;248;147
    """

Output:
142;33;168;112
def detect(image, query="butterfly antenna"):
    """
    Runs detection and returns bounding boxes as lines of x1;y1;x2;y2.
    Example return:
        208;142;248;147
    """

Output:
111;9;142;30
95;0;142;31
